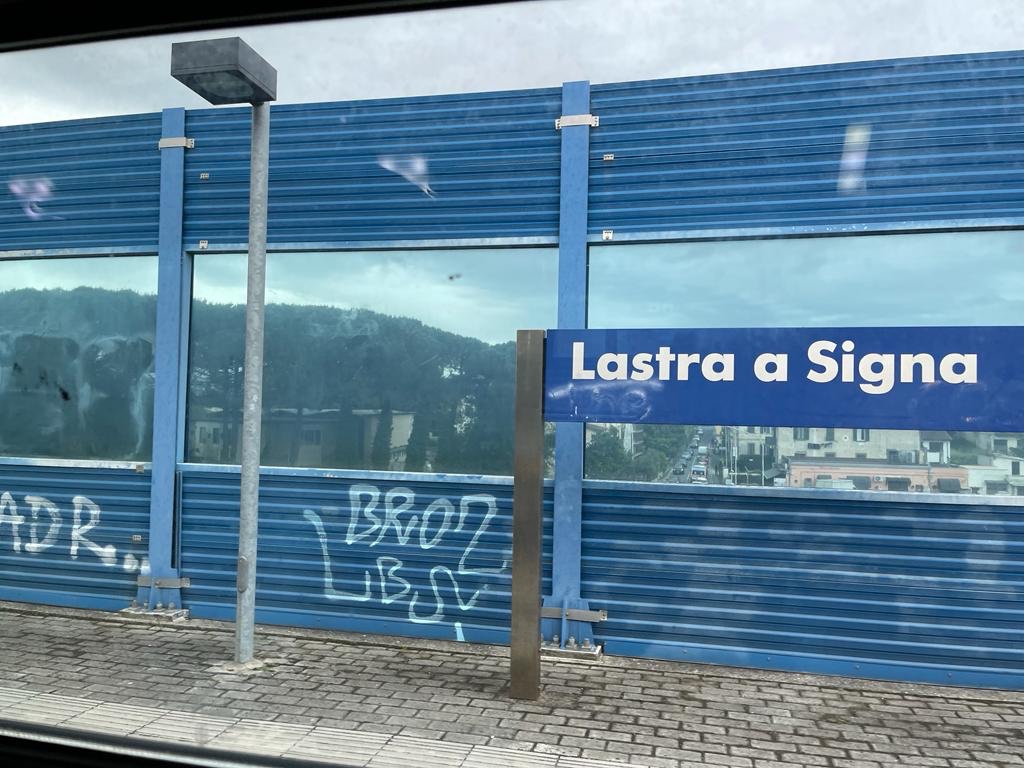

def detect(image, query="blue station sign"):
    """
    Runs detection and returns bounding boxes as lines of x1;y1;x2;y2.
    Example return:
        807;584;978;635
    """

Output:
543;327;1024;431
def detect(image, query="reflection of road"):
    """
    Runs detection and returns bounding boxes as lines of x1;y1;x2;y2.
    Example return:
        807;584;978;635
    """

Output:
691;430;712;485
660;429;713;485
654;428;722;485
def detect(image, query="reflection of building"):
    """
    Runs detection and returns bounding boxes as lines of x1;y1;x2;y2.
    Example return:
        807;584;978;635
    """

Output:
188;407;414;469
351;409;415;469
735;427;774;456
920;431;952;464
776;427;921;463
963;432;1024;455
787;457;968;493
961;454;1024;495
963;464;1024;495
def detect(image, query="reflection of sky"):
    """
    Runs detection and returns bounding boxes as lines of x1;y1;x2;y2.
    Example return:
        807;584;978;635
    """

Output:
193;249;558;346
589;231;1024;328
0;255;158;293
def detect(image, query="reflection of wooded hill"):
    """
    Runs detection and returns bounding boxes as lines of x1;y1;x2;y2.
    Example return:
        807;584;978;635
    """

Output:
187;300;517;475
0;287;517;472
0;287;157;460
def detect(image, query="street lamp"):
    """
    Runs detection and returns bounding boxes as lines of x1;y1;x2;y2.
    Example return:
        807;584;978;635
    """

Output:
172;37;277;664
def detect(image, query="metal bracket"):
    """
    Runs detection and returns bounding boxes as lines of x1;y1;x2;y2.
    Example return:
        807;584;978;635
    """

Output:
555;114;599;130
541;606;607;622
158;137;195;150
137;575;191;589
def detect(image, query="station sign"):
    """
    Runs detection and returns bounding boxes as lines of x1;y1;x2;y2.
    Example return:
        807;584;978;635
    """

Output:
543;327;1024;431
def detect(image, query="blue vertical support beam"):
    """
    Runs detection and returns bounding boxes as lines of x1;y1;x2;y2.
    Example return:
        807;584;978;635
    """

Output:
137;107;189;610
543;81;594;647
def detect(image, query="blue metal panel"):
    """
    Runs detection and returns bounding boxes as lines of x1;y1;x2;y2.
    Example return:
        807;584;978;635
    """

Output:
181;87;562;246
581;480;1024;689
589;51;1024;236
0;463;151;610
0;113;162;251
178;466;553;644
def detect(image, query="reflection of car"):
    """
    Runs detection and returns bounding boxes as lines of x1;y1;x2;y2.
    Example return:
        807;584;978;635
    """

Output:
691;476;708;484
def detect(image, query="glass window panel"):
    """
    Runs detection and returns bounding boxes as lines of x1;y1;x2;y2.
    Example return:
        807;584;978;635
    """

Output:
0;255;158;461
586;231;1024;496
186;249;556;476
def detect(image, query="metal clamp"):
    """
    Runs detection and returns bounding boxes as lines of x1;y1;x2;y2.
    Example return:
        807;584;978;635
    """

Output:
555;114;599;130
137;576;191;589
158;137;195;150
541;607;607;622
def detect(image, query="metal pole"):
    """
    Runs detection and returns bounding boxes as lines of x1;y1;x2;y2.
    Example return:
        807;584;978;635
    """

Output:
235;100;270;664
510;329;545;700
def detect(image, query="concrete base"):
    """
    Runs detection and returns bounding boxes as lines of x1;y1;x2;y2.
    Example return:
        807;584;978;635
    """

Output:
541;641;603;662
120;605;190;622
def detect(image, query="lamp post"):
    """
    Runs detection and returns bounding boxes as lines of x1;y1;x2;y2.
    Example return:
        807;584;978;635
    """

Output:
172;37;277;664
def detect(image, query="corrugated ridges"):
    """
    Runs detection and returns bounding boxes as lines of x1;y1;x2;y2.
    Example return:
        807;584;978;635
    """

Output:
182;87;562;245
589;50;1024;234
0;113;162;251
0;464;151;609
581;482;1024;677
179;469;553;644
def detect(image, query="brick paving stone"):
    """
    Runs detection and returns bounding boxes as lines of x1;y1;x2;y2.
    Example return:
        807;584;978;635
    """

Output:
603;742;653;757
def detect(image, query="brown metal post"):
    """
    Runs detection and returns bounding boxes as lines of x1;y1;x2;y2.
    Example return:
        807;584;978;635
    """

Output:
510;329;545;700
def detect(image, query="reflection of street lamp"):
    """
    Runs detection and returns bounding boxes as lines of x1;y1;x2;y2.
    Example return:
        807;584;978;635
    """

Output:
172;38;277;664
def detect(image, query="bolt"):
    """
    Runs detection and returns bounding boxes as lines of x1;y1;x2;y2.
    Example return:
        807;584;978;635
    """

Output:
567;636;577;649
168;602;176;610
582;638;593;649
156;602;164;610
130;599;137;608
552;634;560;647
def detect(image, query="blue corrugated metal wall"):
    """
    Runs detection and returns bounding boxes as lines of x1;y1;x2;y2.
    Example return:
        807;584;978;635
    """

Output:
179;467;553;644
181;87;562;246
589;51;1024;236
2;50;1024;688
0;463;151;610
581;481;1024;687
0;113;162;250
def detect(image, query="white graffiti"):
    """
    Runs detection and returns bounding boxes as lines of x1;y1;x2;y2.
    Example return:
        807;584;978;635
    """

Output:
7;177;63;220
0;491;144;571
838;123;871;194
377;154;437;198
302;484;508;627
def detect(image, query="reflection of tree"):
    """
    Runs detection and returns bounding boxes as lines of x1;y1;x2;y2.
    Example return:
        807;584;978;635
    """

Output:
404;407;429;471
187;298;520;475
371;402;393;470
585;429;632;480
584;424;693;482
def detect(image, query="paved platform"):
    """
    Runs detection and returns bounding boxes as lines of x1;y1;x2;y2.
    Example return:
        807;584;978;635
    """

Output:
1;601;1023;767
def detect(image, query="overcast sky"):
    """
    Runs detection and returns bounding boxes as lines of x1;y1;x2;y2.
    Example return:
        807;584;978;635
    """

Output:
1;0;1023;127
3;0;1024;345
